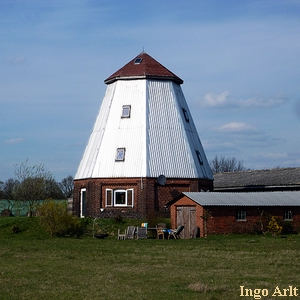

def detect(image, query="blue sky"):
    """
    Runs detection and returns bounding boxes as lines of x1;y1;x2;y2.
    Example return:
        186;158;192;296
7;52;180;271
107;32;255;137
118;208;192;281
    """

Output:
1;0;300;181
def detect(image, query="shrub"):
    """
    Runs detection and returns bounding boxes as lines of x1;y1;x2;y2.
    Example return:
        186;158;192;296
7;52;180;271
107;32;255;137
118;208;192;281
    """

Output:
38;199;86;237
267;216;282;237
282;221;295;234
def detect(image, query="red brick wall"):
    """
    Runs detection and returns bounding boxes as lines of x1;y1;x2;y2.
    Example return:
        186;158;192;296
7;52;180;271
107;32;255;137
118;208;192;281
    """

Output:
73;177;213;219
170;196;300;237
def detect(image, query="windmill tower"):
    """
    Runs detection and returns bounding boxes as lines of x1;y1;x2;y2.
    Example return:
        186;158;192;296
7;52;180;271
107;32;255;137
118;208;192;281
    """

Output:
73;52;213;218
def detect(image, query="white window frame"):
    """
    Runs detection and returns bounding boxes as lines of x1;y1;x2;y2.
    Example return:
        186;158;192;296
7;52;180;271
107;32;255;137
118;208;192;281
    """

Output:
284;210;293;221
121;105;131;118
115;148;125;161
236;210;247;221
105;188;134;208
114;189;127;206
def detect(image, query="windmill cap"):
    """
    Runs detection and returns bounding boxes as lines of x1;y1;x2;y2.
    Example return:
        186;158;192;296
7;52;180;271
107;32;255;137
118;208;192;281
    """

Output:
104;52;184;85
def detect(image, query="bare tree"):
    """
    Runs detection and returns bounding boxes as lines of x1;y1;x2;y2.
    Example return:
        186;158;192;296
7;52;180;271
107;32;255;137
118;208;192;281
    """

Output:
59;175;74;198
210;155;246;174
13;160;55;216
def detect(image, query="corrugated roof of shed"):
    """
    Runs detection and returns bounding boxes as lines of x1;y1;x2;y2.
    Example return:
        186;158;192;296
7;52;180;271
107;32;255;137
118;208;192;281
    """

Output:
214;168;300;189
104;52;183;85
181;191;300;206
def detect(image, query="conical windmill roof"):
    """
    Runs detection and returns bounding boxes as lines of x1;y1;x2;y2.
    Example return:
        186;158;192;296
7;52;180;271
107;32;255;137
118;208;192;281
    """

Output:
75;52;213;181
104;52;183;85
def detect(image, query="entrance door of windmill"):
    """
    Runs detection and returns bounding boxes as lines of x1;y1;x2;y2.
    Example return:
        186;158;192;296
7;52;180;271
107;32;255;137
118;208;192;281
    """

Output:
176;206;196;239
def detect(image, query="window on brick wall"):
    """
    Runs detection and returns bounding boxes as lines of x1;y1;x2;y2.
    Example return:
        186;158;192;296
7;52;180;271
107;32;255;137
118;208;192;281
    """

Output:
105;188;134;207
284;210;293;221
236;210;247;221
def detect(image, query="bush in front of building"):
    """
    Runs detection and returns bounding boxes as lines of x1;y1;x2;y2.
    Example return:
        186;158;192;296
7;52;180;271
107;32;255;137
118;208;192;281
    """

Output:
38;199;86;237
267;216;282;237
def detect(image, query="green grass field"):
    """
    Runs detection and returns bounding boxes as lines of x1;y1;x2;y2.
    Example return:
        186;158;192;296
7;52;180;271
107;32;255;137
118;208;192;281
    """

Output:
0;217;299;300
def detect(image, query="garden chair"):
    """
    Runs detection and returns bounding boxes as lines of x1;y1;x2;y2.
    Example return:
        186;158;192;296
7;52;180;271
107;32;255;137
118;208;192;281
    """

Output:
117;229;126;240
156;223;166;239
126;226;136;239
168;225;185;239
136;227;147;239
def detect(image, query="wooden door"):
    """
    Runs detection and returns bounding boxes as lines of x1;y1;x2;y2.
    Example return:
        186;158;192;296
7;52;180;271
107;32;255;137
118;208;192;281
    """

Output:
176;206;196;239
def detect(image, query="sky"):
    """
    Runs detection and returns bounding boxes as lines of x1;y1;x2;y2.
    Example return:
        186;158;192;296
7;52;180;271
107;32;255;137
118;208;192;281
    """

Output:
1;0;300;182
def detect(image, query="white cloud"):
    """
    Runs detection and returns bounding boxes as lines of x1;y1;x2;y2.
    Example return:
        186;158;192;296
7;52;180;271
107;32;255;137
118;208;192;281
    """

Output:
4;138;24;145
202;91;231;107
200;92;288;108
238;96;288;108
217;122;257;133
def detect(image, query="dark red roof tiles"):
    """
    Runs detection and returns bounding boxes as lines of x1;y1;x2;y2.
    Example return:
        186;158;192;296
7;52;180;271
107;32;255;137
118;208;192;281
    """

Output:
104;52;183;85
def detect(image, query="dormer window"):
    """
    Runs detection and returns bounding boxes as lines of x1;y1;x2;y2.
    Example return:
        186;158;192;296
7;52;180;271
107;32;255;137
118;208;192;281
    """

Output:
134;57;142;64
182;108;189;123
196;150;203;165
115;148;125;161
121;105;131;118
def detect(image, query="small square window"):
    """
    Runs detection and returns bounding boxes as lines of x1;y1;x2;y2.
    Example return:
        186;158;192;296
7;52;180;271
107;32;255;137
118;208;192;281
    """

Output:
134;57;142;64
115;148;125;161
236;210;247;221
284;210;293;221
115;190;126;205
121;105;131;118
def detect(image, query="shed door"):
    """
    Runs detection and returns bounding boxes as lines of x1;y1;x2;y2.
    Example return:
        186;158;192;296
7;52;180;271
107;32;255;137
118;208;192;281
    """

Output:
176;206;196;239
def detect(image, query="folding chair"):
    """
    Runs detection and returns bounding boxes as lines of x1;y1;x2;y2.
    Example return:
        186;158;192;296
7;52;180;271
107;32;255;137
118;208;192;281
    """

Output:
136;227;147;239
126;226;136;239
168;225;185;239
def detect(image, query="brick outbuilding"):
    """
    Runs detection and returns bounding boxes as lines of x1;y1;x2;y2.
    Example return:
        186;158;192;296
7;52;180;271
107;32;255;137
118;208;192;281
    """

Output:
169;192;300;238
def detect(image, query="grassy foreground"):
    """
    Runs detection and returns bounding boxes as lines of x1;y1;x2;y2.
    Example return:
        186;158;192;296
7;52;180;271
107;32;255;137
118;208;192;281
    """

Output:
0;217;300;300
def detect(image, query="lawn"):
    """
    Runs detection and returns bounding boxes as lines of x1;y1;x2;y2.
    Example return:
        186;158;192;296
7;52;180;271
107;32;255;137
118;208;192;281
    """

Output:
0;217;299;300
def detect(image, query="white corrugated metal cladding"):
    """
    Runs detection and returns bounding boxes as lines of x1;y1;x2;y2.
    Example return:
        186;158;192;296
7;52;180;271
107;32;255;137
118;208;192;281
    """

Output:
75;78;213;180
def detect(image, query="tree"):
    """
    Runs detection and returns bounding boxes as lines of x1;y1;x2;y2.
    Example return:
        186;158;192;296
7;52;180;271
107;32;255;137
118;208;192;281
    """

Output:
210;155;246;174
3;178;19;200
1;178;20;213
13;160;57;216
0;181;3;199
59;175;74;198
45;178;65;199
